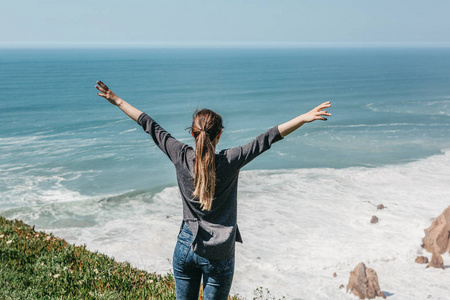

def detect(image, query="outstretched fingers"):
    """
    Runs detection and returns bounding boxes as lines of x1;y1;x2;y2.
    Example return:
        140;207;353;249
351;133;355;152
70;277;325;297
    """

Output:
95;81;111;98
97;80;109;90
95;85;105;93
315;101;331;111
315;114;327;121
95;86;106;98
315;101;332;120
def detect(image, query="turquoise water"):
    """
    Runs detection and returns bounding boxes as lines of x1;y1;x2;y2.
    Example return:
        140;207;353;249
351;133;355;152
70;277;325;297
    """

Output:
1;46;450;221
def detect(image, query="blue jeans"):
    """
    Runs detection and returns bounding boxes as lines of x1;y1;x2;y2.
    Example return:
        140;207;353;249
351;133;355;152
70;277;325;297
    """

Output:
173;223;235;300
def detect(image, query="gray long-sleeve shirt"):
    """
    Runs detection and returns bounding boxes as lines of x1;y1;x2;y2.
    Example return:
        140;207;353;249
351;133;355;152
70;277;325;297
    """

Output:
138;112;283;260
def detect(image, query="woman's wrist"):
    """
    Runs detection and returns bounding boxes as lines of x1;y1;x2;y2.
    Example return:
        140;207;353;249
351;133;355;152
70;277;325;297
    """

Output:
115;98;124;107
295;114;308;125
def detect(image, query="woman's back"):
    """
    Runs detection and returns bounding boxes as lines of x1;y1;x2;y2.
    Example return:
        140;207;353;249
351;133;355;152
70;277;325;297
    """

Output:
138;112;283;259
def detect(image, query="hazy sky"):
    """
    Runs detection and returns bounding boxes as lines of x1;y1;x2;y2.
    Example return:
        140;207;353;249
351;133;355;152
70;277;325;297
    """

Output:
1;0;450;46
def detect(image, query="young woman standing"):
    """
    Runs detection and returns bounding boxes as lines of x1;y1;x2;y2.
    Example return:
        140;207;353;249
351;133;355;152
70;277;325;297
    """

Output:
95;81;331;300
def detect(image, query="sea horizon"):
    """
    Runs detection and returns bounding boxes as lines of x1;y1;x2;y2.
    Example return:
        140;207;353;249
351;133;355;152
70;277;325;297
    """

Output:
2;41;450;49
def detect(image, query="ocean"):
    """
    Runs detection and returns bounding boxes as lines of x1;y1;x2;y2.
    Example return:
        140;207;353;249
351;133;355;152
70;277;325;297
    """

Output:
1;47;450;299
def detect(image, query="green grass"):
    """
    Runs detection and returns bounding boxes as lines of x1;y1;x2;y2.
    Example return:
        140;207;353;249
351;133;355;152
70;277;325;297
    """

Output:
0;216;244;299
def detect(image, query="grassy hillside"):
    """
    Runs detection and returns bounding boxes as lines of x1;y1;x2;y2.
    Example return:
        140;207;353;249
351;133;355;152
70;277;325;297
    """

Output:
0;216;244;299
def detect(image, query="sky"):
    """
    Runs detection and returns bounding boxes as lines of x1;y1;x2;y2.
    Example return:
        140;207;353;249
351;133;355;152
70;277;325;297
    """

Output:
1;0;450;47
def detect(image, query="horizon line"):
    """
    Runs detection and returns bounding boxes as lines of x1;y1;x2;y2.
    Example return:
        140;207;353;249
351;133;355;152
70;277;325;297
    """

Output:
1;41;450;49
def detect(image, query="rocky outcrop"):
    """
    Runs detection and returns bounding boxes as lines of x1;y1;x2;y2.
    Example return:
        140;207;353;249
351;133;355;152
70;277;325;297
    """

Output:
347;262;386;299
427;251;445;269
370;216;379;224
422;206;450;254
415;256;429;264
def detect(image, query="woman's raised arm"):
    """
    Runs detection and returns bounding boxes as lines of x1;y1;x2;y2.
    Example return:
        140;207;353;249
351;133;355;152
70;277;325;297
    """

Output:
95;81;143;122
277;101;331;138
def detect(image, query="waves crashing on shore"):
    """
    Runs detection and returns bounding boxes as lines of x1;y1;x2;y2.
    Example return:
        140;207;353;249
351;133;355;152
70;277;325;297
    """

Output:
3;149;450;299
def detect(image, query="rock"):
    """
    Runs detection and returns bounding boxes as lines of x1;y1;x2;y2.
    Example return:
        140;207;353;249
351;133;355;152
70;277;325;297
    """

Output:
427;251;445;269
333;272;337;277
377;204;385;210
415;256;429;264
347;262;386;299
339;284;345;289
370;216;379;224
422;206;450;255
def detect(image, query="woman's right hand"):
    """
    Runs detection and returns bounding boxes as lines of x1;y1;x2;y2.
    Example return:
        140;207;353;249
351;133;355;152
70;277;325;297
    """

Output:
96;81;122;106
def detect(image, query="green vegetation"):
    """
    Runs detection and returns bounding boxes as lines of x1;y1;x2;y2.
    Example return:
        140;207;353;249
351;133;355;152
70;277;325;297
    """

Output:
0;216;243;299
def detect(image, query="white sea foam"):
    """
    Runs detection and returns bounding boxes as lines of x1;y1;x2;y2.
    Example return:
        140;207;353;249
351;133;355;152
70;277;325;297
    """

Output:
14;149;448;299
0;167;98;209
324;123;450;128
119;128;137;135
233;150;450;298
366;98;450;117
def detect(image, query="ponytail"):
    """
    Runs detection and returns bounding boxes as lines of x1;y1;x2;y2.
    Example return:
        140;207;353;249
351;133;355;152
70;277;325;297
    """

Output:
193;130;216;211
191;109;223;211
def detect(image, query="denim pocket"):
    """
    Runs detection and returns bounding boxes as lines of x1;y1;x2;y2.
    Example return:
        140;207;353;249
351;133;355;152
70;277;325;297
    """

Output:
178;231;192;245
177;224;194;246
173;240;191;266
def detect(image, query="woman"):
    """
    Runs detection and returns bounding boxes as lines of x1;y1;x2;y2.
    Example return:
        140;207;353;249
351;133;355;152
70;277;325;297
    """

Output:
95;81;331;299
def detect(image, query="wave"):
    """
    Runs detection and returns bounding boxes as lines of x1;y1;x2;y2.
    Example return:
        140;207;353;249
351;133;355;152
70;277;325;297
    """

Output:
366;98;450;117
324;123;450;128
0;172;91;210
119;128;137;135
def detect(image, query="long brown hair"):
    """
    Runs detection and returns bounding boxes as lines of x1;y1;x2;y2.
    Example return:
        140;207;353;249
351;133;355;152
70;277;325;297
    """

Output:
191;109;223;211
